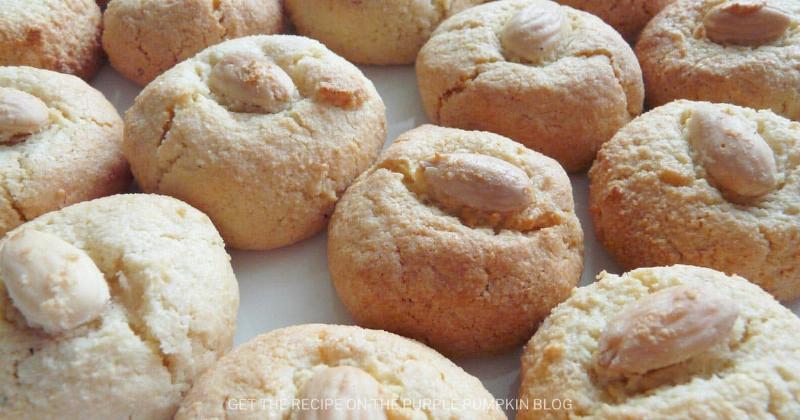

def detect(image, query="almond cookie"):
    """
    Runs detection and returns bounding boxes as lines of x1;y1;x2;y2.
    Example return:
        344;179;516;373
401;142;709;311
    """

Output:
556;0;675;40
124;35;386;250
0;194;239;420
0;66;130;238
417;0;644;172
176;324;506;419
286;0;486;65
589;100;800;301
103;0;285;85
518;265;800;419
0;0;103;80
328;125;584;357
637;0;800;121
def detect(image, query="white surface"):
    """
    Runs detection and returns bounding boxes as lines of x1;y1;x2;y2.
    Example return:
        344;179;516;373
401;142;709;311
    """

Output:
93;63;800;417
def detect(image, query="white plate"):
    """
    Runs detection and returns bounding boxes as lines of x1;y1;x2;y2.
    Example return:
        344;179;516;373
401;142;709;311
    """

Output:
92;63;800;417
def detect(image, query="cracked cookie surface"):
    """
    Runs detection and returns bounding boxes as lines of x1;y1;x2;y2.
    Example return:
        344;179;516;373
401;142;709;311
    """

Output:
0;66;130;238
556;0;675;41
416;0;644;172
286;0;486;65
0;194;239;420
123;35;386;250
328;124;584;357
518;265;800;419
636;0;800;121
102;0;285;85
177;324;506;419
0;0;103;80
589;100;800;301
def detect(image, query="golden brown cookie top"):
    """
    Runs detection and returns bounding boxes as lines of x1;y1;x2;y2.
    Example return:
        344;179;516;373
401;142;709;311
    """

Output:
518;265;800;419
176;324;505;419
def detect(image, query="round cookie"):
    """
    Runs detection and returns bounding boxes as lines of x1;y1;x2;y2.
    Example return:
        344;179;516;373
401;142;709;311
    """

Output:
416;0;644;172
176;324;506;419
0;0;103;80
636;0;800;121
556;0;675;40
286;0;486;65
103;0;285;85
124;35;386;250
0;66;130;238
0;194;239;420
589;100;800;301
328;124;584;356
517;265;800;419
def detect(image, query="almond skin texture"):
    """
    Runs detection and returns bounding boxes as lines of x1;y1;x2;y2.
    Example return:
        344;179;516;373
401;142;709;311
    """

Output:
208;53;299;114
688;104;778;200
596;284;739;375
1;229;110;334
296;366;387;420
0;87;50;143
501;2;567;63
422;152;534;213
704;0;792;47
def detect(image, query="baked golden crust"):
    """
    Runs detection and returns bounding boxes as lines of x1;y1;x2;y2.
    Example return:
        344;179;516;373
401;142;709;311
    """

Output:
177;324;506;419
0;194;239;420
0;0;103;80
589;100;800;301
286;0;486;65
557;0;675;40
328;124;584;357
518;265;800;419
636;0;800;121
103;0;285;85
0;66;130;237
416;0;644;172
124;35;386;250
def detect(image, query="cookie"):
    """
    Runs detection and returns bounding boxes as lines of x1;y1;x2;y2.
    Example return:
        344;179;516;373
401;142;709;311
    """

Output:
124;35;386;250
518;265;800;419
416;0;644;172
589;100;800;301
556;0;675;40
328;125;584;356
286;0;485;65
102;0;285;85
636;0;800;121
0;0;103;80
0;194;239;420
176;324;506;419
0;66;130;238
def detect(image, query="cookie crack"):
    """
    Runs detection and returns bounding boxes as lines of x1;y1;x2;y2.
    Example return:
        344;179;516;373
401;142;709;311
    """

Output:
0;172;25;223
435;59;499;121
154;105;180;190
574;49;634;118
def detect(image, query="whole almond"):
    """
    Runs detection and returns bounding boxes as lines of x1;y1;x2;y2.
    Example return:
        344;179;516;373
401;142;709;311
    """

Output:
421;153;534;213
1;230;110;335
0;87;50;143
209;52;299;114
296;366;387;420
704;0;792;46
501;2;567;63
596;285;739;375
688;105;778;199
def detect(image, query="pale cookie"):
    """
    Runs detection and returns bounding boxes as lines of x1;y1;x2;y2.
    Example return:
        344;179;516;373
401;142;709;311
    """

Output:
637;0;800;121
328;125;584;356
589;100;800;301
0;66;130;238
0;0;103;80
417;0;644;172
556;0;675;40
103;0;285;85
286;0;486;65
124;35;386;250
518;265;800;419
0;194;239;420
176;324;506;419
